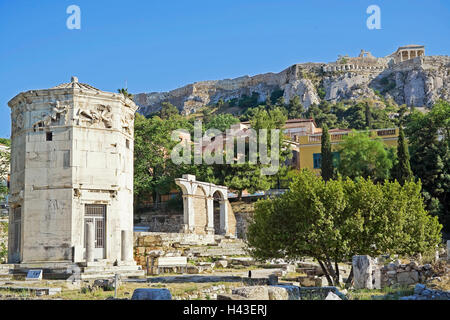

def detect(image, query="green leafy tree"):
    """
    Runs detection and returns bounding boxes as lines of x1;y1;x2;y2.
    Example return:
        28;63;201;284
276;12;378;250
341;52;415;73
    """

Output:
395;104;409;126
133;113;191;208
305;102;338;128
391;126;413;185
274;96;285;108
337;130;393;182
219;107;290;199
321;125;334;181
270;89;284;104
236;92;260;110
0;138;10;147
204;114;240;132
0;222;8;263
406;100;450;230
246;170;442;286
201;107;214;124
365;102;372;128
0;146;9;202
287;96;304;119
339;103;366;129
159;102;179;119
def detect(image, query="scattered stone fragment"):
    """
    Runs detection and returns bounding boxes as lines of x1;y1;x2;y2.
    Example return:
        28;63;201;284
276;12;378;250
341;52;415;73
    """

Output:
131;288;172;300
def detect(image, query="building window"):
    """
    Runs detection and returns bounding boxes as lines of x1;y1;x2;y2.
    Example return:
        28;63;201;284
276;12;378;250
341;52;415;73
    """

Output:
313;152;340;169
46;132;53;141
126;139;130;149
313;153;321;169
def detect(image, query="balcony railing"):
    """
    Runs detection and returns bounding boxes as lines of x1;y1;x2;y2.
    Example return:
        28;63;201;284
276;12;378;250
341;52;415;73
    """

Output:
308;135;321;143
376;128;397;136
308;132;349;143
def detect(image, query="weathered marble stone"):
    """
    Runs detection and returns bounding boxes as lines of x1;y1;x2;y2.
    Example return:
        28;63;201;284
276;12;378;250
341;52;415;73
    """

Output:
232;286;269;300
131;288;172;300
352;255;373;289
215;260;228;268
297;276;317;287
325;291;342;300
268;285;300;300
414;283;426;295
397;271;419;286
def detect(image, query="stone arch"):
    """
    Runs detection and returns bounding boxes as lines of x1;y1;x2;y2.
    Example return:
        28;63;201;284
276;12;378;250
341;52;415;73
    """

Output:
193;185;208;234
211;187;227;200
175;174;236;237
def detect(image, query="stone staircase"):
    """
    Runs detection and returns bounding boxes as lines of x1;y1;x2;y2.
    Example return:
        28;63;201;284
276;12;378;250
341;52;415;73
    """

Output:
186;238;247;258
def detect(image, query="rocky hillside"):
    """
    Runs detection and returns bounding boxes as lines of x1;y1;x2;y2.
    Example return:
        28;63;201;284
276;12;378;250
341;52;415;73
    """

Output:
134;54;450;116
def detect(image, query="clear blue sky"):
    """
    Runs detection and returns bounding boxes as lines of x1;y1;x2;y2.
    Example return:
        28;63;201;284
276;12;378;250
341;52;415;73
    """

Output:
1;0;449;138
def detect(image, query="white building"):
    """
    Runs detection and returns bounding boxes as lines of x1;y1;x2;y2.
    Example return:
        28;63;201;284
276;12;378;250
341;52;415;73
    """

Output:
7;77;142;277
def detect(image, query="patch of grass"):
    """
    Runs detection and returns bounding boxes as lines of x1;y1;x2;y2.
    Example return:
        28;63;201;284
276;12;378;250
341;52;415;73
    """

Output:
348;285;415;300
281;272;307;281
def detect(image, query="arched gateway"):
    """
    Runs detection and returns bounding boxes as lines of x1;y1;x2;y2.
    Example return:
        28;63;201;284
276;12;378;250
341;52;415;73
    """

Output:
175;174;236;237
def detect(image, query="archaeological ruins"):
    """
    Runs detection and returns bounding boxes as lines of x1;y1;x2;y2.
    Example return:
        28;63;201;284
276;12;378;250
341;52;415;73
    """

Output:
394;45;425;63
175;174;236;237
6;77;143;277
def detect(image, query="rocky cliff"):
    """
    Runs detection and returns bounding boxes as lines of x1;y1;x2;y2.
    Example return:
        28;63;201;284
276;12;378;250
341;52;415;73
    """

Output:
134;54;450;116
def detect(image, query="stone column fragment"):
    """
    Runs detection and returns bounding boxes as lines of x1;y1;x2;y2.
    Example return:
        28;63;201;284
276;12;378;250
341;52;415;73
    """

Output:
86;222;95;263
352;255;373;289
121;230;133;262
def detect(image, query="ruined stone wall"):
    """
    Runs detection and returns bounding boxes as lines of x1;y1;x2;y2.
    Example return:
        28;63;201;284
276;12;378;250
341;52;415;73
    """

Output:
133;232;246;268
230;201;254;240
138;213;184;233
135;200;251;239
379;261;438;287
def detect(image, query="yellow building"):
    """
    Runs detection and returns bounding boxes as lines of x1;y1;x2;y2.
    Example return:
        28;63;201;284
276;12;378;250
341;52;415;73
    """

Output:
288;128;399;173
239;118;399;173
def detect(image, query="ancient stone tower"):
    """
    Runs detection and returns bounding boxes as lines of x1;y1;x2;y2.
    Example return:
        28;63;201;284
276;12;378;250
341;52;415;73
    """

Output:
7;77;138;270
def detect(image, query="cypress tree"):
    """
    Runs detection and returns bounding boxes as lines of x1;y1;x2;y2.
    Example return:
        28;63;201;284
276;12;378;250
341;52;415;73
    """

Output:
365;102;372;129
321;124;334;181
392;126;413;185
